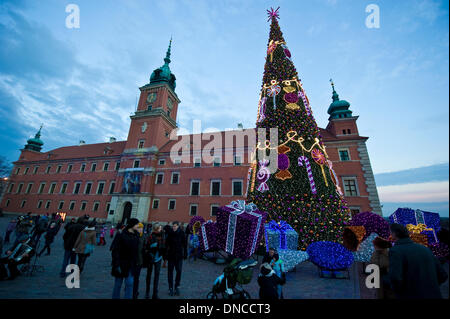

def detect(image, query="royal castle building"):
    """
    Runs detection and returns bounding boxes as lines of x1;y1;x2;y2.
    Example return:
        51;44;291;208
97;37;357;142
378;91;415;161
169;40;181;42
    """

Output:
0;41;382;224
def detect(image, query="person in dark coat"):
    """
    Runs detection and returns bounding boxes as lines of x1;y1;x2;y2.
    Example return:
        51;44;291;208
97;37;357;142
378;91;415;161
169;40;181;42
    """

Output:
370;236;395;299
257;262;285;299
31;215;48;244
37;222;58;256
59;217;86;277
143;223;165;299
162;224;171;268
132;222;145;299
388;223;448;299
166;221;187;296
262;247;276;264
111;218;140;299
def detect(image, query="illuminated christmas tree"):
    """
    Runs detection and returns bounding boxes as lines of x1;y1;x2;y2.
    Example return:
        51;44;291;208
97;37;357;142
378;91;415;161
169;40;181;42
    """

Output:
246;8;351;250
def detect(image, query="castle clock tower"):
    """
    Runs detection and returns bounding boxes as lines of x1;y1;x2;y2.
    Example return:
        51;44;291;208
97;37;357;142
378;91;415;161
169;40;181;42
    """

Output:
109;39;181;224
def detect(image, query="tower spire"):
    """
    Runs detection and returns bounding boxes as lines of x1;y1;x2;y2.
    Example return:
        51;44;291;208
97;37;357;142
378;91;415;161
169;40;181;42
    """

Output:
164;37;172;65
330;78;339;102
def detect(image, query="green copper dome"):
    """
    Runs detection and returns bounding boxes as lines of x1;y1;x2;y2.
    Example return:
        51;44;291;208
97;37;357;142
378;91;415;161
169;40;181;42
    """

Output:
25;125;44;152
149;38;176;91
327;80;352;120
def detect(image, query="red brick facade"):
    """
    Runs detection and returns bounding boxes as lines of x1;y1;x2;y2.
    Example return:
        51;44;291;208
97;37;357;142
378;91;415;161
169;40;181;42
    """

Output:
0;74;382;223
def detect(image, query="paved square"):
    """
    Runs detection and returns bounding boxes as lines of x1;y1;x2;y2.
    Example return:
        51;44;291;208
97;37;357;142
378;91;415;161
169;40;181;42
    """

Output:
0;216;447;299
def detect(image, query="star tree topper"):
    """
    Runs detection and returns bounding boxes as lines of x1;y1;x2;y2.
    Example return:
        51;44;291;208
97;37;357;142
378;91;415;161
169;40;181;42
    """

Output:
267;6;280;22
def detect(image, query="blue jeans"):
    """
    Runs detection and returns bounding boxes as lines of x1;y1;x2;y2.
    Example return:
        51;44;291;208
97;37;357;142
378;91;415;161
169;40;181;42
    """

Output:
112;272;134;299
60;249;77;276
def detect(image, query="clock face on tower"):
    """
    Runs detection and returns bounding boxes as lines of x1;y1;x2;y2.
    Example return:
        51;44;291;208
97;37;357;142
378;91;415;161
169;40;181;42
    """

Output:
147;92;156;104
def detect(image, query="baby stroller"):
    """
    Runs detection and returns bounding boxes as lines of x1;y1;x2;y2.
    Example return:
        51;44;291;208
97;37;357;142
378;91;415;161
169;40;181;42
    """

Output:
206;258;257;299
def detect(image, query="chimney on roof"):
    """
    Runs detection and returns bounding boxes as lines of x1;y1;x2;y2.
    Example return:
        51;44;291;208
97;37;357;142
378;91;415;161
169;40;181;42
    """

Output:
109;137;116;143
79;140;86;146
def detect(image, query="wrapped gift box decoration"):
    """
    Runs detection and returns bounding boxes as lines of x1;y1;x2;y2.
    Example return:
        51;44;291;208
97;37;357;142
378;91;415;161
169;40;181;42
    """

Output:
348;212;390;240
278;250;309;272
216;200;268;260
264;220;298;252
409;233;428;247
343;226;366;251
406;223;438;246
353;233;378;263
199;220;218;252
306;241;354;271
389;208;441;234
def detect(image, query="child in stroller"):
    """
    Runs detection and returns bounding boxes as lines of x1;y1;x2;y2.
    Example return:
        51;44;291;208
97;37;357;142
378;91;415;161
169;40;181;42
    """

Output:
206;258;258;299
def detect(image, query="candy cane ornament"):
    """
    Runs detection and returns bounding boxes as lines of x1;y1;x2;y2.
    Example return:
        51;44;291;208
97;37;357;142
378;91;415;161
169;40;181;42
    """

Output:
257;97;267;123
298;90;311;116
298;156;317;194
257;159;270;192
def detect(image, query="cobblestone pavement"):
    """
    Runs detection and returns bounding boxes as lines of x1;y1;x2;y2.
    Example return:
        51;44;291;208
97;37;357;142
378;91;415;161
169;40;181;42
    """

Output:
0;216;447;299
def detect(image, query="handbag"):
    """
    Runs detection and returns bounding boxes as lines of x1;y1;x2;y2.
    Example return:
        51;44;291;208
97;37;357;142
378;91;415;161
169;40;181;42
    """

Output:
83;231;94;255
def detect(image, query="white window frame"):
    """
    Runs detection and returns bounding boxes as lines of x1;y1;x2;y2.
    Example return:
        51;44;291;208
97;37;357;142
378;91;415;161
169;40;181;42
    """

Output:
84;182;93;195
80;163;86;172
8;183;14;193
138;139;145;149
93;201;100;212
190;180;200;196
91;162;97;172
20;200;27;208
60;182;68;194
45;200;51;209
152;198;160;209
168;199;176;210
97;181;105;195
37;200;43;209
48;182;57;194
232;179;244;196
56;165;62;173
133;160;141;168
69;201;76;211
159;159;166;165
67;164;73;173
16;183;24;194
103;162;110;171
338;148;351;161
189;204;198;216
46;165;51;174
106;202;111;213
58;201;64;210
213;157;221;167
210;179;221;196
25;183;33;194
342;176;359;197
38;183;46;194
24;167;29;175
33;166;39;174
73;182;82;194
155;173;164;185
5;199;10;207
80;201;87;211
171;172;180;184
234;155;242;166
109;181;116;194
194;157;201;167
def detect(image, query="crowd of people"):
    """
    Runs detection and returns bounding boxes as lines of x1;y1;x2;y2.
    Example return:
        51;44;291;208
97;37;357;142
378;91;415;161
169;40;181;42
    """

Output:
0;212;448;299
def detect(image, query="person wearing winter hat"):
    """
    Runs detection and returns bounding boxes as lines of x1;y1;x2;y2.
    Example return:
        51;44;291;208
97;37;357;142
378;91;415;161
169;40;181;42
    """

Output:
132;222;145;299
111;218;141;299
257;262;285;299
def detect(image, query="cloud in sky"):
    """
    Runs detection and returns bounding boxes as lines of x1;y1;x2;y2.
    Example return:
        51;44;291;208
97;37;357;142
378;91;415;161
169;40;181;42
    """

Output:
375;163;449;186
378;181;448;203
